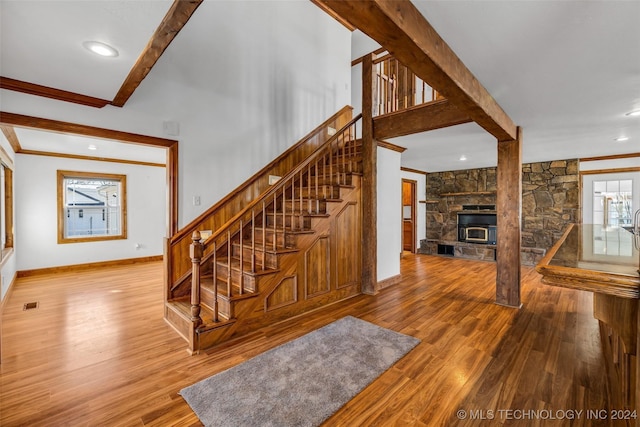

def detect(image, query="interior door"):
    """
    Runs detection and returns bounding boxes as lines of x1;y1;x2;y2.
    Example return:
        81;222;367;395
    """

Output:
402;179;417;252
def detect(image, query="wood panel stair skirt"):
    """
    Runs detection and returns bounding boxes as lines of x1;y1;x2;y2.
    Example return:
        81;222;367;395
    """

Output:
165;113;364;354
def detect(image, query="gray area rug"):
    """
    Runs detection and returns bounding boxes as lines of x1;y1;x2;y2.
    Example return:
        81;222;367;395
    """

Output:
180;315;420;427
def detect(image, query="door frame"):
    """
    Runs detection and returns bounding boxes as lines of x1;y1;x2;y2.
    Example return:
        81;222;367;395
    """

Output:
402;178;417;253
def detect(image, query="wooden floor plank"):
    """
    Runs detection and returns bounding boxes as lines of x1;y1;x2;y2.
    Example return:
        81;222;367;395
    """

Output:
1;255;614;426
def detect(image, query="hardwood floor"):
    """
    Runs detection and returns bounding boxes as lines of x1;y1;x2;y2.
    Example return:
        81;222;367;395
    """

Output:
0;255;615;426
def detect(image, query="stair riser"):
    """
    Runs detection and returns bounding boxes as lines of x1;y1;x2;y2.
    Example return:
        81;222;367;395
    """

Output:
303;176;353;187
293;186;341;200
215;266;257;291
201;288;233;319
252;229;296;248
265;213;311;230
277;199;327;214
317;161;361;171
231;244;279;269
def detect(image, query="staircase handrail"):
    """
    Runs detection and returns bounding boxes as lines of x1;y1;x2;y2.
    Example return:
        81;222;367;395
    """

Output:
169;106;353;245
165;107;353;291
202;114;362;248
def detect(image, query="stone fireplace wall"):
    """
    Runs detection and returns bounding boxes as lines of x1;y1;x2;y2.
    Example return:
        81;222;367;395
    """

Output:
421;159;580;265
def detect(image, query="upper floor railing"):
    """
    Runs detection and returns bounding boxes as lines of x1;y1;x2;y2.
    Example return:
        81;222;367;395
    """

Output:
374;52;443;116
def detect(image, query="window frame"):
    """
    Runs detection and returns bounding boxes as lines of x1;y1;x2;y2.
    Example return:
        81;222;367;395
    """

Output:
0;158;14;262
57;170;127;244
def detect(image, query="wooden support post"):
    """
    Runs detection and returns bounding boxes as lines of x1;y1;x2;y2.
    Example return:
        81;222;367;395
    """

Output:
189;231;203;327
361;53;378;295
496;127;523;307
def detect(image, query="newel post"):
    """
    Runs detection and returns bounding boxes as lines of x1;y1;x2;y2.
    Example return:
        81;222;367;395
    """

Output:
190;231;203;328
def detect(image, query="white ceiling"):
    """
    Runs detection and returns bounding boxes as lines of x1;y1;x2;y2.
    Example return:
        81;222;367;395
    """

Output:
1;0;639;171
0;0;173;100
356;0;640;171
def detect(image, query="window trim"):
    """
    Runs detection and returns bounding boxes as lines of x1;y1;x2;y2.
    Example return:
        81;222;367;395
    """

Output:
0;145;14;261
57;170;127;244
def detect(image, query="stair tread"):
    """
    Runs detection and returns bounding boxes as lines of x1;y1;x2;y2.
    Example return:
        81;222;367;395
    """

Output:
166;297;231;323
201;279;261;301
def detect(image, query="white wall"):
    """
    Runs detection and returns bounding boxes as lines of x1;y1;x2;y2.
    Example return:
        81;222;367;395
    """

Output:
400;170;427;252
1;1;351;228
0;134;16;301
580;156;640;171
15;155;166;271
377;146;402;282
351;63;363;116
350;30;381;117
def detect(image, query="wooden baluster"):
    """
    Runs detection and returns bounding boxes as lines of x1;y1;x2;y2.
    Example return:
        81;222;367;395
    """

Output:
316;159;322;203
291;176;302;215
349;124;354;174
262;201;266;268
380;60;385;114
273;193;277;251
212;241;218;322
239;220;244;295
226;230;231;298
378;63;384;114
282;186;287;233
424;80;428;103
294;174;300;229
189;231;203;328
403;63;408;109
251;209;255;273
341;129;346;184
385;59;392;113
307;165;311;214
394;58;399;111
329;142;333;188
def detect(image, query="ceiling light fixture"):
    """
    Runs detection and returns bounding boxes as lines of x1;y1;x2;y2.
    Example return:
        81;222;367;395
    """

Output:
82;41;119;58
626;110;640;117
615;136;629;142
88;144;98;150
459;155;467;161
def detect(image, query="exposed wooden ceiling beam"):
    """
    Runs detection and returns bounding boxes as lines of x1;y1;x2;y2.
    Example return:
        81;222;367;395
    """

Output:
373;99;472;139
317;0;518;142
19;149;165;168
0;123;22;152
0;77;111;108
111;0;203;107
0;111;177;148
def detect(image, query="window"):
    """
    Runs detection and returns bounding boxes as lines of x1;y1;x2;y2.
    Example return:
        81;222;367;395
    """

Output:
57;170;127;243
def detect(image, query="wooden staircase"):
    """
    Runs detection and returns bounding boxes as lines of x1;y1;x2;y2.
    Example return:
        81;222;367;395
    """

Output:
164;115;363;354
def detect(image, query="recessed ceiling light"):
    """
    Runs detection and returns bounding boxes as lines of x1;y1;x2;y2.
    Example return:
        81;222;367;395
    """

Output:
626;110;640;117
615;136;629;142
82;41;119;58
88;144;98;150
459;155;467;161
